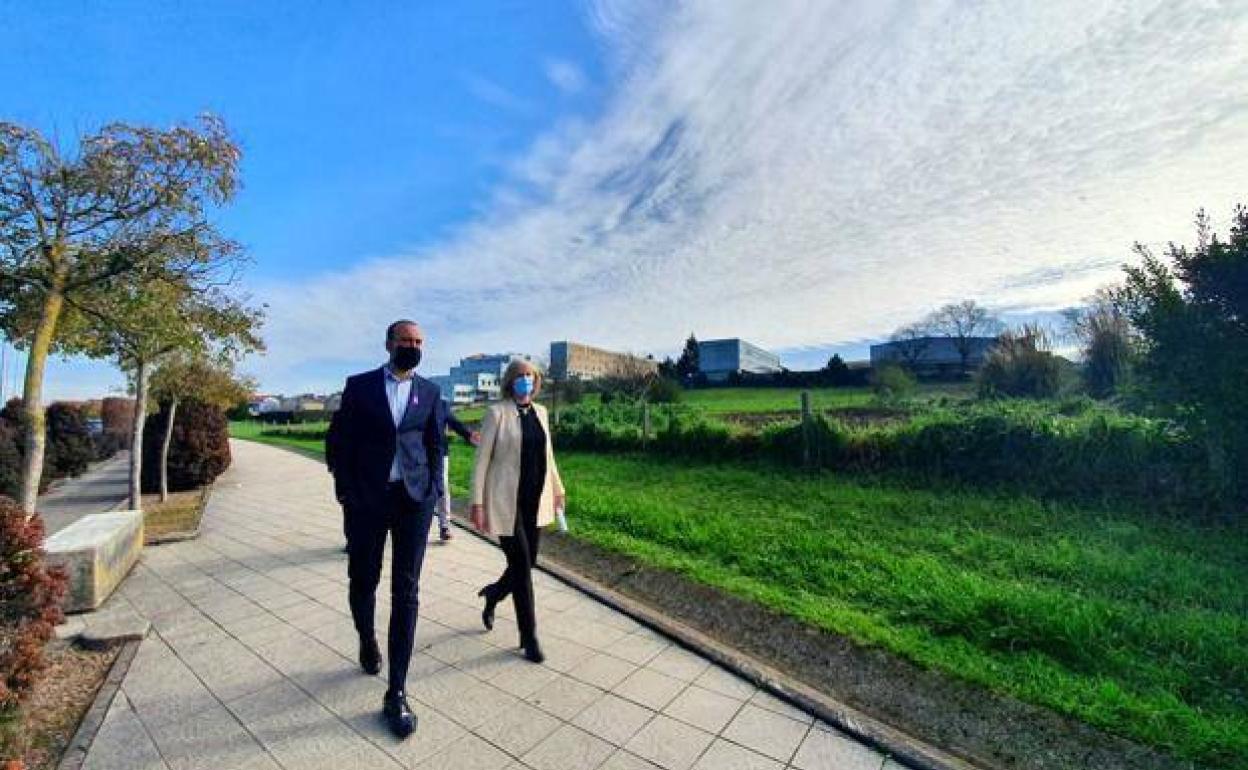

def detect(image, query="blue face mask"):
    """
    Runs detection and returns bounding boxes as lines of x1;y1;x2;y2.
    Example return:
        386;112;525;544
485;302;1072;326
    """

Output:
514;375;535;398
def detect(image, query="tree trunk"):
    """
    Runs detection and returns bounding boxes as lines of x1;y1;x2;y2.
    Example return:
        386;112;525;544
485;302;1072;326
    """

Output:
129;358;150;511
159;397;178;502
18;286;66;517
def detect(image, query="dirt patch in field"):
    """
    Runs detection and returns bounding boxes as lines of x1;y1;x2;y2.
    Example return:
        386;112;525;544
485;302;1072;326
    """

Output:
0;640;120;769
540;533;1207;770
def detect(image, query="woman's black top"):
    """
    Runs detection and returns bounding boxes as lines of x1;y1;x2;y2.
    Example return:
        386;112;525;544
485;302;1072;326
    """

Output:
517;404;547;508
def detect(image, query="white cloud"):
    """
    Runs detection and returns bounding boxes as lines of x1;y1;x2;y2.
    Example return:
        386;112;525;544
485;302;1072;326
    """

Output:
250;0;1248;394
545;57;588;94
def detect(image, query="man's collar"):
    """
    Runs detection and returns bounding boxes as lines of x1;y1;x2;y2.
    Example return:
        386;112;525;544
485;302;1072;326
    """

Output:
384;364;415;383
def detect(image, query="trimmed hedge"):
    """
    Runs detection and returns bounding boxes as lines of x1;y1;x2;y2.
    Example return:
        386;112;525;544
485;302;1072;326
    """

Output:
141;400;232;493
0;400;110;499
45;403;94;480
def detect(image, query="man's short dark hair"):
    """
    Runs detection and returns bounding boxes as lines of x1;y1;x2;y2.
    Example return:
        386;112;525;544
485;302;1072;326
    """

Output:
386;319;419;342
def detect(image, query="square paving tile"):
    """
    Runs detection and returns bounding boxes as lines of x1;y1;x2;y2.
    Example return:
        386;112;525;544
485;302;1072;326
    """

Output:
746;689;813;724
612;668;685;711
417;732;514;770
690;740;782;770
691;666;756;702
623;714;714;770
662;685;744;734
597;750;663;770
571;693;655;747
522;724;615;770
721;704;811;764
473;699;563;757
527;674;604;721
790;723;887;770
645;647;708;683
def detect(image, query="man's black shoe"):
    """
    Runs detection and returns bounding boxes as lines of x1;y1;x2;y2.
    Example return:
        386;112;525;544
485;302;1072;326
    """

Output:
478;587;497;631
383;690;416;738
359;636;382;675
522;637;545;664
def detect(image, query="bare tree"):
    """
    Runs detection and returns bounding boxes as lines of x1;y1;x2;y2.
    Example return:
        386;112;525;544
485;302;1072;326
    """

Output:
927;300;1003;375
0;116;241;514
888;321;935;370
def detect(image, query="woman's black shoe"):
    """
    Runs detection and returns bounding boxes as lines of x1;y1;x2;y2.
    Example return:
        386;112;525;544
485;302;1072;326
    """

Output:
478;587;497;631
522;638;545;664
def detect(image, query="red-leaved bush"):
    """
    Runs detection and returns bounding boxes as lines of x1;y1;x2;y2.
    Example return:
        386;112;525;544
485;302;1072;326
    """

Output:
0;498;66;709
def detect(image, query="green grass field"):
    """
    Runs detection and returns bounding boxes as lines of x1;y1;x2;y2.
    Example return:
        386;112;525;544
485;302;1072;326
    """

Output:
230;419;1247;767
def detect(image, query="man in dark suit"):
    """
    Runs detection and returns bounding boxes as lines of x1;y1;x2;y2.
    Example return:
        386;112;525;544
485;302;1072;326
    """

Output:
331;319;445;738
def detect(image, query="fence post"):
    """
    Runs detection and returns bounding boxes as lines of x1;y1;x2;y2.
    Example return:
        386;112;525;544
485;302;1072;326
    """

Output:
642;401;652;449
800;391;812;469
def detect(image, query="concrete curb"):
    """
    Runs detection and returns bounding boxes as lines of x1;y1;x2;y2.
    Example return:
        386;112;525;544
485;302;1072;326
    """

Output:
55;637;141;770
451;517;984;770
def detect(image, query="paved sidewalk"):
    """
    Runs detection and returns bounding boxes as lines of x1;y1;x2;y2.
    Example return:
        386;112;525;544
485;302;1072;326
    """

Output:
80;439;895;770
39;450;130;535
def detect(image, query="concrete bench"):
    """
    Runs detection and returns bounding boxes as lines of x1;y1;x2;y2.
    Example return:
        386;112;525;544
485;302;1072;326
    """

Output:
45;511;144;613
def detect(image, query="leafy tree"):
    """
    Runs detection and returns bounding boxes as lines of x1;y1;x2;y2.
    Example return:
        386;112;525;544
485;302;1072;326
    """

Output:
149;353;255;500
926;300;1003;375
675;333;700;380
824;354;851;385
77;278;263;510
0;116;241;514
1064;288;1135;398
1115;205;1248;504
656;356;677;380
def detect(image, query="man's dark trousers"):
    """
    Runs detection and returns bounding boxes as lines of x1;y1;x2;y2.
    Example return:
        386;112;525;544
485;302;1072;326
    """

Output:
347;482;435;689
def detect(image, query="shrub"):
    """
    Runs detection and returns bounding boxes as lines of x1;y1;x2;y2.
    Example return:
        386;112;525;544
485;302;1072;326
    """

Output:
91;432;125;462
549;379;586;406
977;326;1063;399
44;403;93;479
870;363;917;402
141;399;231;493
0;499;66;710
0;423;18;502
646;377;683;404
99;397;134;449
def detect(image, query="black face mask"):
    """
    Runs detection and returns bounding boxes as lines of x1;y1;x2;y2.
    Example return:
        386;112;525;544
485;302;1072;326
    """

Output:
391;346;422;371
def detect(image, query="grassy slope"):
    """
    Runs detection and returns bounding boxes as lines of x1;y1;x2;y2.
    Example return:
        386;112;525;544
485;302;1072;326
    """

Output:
231;421;1247;767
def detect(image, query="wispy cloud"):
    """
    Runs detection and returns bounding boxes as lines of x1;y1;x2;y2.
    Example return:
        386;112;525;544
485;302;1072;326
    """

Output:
462;73;535;115
252;0;1248;394
544;57;588;94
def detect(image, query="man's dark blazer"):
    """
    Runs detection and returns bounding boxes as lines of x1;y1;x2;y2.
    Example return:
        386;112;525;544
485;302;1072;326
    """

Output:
330;366;446;516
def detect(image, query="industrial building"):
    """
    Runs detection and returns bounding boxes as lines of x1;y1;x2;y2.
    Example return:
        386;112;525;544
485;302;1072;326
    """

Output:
697;338;782;382
549;341;658;381
431;352;538;404
869;336;997;376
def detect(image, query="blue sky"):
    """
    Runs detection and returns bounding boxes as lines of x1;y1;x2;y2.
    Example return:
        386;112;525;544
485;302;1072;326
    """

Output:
3;1;1247;400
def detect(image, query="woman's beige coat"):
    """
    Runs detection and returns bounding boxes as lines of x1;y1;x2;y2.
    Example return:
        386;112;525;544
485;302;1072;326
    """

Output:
471;401;565;535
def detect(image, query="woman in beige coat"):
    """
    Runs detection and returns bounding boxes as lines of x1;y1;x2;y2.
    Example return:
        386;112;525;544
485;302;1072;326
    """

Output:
470;360;565;663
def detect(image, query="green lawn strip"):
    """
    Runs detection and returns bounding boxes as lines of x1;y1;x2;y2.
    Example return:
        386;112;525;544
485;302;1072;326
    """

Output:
448;449;1246;766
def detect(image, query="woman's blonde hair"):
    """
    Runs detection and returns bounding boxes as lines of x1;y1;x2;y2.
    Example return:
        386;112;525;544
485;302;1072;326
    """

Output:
501;358;543;398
